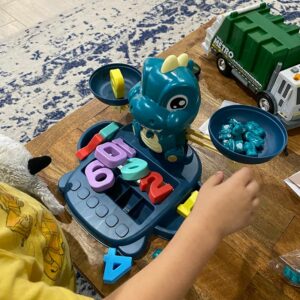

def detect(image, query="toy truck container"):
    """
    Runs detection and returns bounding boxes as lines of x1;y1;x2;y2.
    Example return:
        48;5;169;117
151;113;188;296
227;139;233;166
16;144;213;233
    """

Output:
202;2;300;129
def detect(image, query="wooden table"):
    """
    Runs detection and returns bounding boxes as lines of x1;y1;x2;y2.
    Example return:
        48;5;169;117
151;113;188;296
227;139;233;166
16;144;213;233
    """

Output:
27;20;300;299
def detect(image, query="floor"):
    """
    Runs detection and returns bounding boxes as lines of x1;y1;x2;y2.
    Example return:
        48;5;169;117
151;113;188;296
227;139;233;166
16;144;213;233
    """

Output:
0;0;83;40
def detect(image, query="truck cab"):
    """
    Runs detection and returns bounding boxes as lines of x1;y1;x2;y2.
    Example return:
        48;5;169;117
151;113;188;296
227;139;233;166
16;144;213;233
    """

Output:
202;2;300;129
270;66;300;122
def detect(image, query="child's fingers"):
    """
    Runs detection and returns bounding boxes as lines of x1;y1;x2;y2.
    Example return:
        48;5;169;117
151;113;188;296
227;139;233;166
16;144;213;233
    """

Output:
252;197;260;208
204;171;224;187
228;167;254;186
246;180;260;197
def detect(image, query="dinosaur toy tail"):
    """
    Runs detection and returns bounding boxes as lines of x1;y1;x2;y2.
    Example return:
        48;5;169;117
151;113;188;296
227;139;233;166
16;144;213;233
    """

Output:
28;156;52;175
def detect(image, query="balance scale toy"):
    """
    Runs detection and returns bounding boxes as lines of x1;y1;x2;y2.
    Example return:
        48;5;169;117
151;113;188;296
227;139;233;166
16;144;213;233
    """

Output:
59;53;287;283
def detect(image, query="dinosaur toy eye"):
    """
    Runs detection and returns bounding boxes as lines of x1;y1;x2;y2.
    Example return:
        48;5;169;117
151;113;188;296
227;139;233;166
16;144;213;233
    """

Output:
166;95;188;111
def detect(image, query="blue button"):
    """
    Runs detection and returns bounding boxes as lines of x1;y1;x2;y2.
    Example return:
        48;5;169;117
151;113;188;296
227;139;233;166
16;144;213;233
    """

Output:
115;224;129;237
71;180;81;191
96;205;109;218
87;197;99;208
77;188;90;199
105;215;119;227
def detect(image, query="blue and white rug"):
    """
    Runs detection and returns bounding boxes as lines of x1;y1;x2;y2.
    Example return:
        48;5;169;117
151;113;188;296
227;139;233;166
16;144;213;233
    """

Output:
0;0;299;298
0;0;299;143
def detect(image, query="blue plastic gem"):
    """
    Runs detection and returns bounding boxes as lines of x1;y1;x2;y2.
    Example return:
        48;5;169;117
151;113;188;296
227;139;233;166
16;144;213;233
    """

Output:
251;127;266;138
245;121;260;131
229;118;240;126
219;132;232;141
283;265;293;279
152;248;163;259
223;139;235;151
220;127;232;134
291;273;300;285
245;131;265;149
221;124;232;131
232;124;244;137
244;142;257;156
219;119;265;157
282;265;300;285
235;140;244;153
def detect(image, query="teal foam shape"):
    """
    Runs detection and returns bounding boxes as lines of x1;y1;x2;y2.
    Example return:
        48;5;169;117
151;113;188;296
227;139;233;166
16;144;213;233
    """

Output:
100;122;119;140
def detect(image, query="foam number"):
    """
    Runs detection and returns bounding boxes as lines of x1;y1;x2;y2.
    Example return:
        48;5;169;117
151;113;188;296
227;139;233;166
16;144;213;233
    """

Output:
139;171;174;204
95;142;127;168
120;158;149;181
103;248;132;284
85;160;115;192
177;190;198;218
76;133;104;161
112;138;136;158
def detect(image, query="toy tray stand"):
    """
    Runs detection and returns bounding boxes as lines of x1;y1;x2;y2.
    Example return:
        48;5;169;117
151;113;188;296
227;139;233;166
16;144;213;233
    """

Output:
59;122;201;258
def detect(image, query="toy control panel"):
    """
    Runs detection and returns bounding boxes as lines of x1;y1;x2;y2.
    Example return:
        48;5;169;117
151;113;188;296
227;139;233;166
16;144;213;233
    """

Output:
59;122;202;258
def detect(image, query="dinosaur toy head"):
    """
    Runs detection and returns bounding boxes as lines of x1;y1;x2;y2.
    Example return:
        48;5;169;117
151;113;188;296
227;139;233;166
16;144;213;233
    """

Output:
128;54;201;162
129;54;200;133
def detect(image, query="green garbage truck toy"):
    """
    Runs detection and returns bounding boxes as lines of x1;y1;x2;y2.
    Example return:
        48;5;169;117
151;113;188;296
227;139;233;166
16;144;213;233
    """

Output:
202;2;300;129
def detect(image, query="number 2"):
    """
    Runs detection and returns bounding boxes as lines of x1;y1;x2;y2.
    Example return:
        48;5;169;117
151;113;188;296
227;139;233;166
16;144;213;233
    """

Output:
139;171;174;204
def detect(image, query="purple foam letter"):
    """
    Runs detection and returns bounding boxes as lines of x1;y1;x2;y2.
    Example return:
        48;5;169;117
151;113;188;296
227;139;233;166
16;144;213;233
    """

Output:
112;138;136;158
95;142;127;168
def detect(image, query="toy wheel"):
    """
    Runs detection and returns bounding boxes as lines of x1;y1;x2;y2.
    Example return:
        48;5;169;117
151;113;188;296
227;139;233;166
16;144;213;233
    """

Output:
216;55;231;77
257;91;276;114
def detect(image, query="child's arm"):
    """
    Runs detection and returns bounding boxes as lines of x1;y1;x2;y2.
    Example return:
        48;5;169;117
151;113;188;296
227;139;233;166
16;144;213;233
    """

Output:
106;167;260;300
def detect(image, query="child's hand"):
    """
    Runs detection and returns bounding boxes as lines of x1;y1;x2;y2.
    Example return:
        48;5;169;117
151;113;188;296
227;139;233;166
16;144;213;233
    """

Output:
190;167;260;239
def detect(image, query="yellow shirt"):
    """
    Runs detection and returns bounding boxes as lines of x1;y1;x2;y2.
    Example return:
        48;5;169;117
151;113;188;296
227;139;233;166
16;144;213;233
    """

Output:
0;182;91;300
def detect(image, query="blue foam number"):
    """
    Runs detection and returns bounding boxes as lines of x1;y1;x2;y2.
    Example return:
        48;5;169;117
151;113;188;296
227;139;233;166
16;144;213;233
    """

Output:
121;158;149;181
103;248;133;284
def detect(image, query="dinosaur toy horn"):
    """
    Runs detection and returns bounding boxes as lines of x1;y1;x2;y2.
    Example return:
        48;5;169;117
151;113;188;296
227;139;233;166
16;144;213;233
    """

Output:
161;53;189;73
161;55;179;73
178;53;189;66
28;156;52;175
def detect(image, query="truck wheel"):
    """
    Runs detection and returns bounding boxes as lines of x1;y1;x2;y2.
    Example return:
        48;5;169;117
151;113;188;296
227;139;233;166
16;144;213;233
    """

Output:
216;55;231;77
257;92;276;114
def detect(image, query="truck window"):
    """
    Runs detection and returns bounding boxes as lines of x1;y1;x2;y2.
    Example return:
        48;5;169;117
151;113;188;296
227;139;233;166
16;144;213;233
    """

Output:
282;84;291;98
297;88;300;105
278;80;286;94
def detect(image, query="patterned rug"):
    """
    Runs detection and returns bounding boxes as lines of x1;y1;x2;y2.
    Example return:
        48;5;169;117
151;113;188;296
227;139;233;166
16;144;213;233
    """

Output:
0;0;299;298
1;0;299;144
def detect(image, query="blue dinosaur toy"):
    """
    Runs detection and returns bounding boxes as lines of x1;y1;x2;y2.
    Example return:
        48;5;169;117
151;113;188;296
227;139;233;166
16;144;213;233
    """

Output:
128;54;201;162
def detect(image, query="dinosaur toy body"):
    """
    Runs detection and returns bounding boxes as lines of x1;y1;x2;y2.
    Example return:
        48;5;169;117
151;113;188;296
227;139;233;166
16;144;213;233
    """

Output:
128;54;201;162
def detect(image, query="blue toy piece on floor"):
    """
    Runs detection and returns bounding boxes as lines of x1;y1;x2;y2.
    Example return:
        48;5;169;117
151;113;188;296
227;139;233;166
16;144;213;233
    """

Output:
128;54;201;163
59;121;202;259
152;248;163;259
103;248;133;284
283;265;300;285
